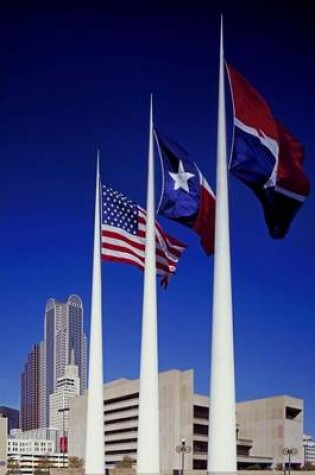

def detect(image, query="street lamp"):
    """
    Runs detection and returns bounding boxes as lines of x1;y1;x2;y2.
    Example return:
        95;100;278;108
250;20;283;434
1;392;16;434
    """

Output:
283;448;297;475
58;407;70;468
176;438;191;475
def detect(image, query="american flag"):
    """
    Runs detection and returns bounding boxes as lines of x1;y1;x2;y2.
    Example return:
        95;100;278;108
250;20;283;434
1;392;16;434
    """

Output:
101;185;186;286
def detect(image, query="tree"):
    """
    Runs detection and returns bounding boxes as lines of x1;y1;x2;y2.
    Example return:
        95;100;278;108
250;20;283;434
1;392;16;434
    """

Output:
6;458;21;475
115;456;135;469
34;457;52;475
304;461;315;471
247;463;263;470
68;457;84;469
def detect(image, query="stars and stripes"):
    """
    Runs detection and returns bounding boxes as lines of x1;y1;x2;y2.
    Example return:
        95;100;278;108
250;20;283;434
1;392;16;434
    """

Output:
101;185;186;286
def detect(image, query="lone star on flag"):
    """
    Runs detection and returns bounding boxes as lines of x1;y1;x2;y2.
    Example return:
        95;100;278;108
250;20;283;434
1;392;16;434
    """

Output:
169;160;195;193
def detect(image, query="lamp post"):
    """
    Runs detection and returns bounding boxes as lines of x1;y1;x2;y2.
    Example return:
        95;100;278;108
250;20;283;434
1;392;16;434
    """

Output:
58;407;70;468
283;448;297;475
176;438;191;475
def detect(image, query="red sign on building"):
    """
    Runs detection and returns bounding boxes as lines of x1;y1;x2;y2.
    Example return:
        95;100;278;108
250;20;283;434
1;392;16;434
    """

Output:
59;436;68;453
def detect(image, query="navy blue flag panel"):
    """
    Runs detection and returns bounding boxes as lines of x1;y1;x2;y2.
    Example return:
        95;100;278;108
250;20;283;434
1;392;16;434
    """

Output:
155;130;215;255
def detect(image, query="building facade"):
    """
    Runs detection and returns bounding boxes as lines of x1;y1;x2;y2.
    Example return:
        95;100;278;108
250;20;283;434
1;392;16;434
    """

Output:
10;428;60;448
7;435;66;475
20;294;88;430
44;295;87;426
38;341;46;429
304;434;315;466
0;407;19;434
69;369;298;471
237;395;304;468
0;417;7;475
20;344;41;431
49;350;80;434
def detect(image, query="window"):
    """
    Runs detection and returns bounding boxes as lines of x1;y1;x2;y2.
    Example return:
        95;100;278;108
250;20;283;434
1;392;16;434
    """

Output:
193;441;207;454
193;405;209;420
104;393;139;406
193;423;208;435
104;405;138;415
106;449;136;455
285;407;302;420
105;427;137;435
106;415;138;424
106;438;137;445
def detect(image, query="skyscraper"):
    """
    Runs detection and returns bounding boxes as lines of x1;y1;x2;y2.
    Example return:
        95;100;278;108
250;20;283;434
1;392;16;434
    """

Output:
20;344;41;431
44;294;87;426
20;295;88;429
38;341;46;429
49;349;80;433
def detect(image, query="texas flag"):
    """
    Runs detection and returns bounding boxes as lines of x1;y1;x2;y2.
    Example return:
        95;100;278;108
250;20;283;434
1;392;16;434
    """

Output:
155;130;215;255
227;64;310;238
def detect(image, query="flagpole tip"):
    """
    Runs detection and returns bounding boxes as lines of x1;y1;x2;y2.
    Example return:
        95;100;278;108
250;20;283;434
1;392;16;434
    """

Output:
220;14;224;58
150;94;154;126
96;149;101;176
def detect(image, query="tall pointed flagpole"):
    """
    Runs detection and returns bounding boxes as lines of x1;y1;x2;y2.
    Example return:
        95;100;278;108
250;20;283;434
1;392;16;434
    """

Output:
208;18;237;475
85;152;105;475
137;95;160;475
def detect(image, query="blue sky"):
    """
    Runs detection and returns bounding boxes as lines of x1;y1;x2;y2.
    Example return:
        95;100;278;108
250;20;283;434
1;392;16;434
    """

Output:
0;1;314;436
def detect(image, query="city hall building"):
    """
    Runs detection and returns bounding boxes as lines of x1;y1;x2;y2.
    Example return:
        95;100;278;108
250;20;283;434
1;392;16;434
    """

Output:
68;369;303;471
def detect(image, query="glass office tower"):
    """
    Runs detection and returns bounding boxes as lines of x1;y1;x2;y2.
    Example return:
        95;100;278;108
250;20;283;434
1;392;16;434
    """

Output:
43;295;87;426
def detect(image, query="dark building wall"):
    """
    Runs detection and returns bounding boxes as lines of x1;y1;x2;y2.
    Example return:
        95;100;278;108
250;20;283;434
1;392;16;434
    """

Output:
20;343;40;430
0;406;19;433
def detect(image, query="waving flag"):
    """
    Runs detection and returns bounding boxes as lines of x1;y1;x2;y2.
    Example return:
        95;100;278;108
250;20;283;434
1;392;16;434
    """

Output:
101;185;186;287
227;64;310;238
155;130;215;255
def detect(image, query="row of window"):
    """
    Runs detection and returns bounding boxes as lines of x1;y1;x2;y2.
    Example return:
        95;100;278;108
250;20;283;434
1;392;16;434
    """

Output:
104;392;139;406
105;427;137;436
105;415;138;425
8;443;53;448
106;438;137;445
106;449;136;455
104;404;138;416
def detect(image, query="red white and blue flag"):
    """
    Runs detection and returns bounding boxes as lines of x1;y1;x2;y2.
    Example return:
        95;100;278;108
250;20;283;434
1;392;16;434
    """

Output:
227;64;310;238
155;130;215;255
101;185;186;287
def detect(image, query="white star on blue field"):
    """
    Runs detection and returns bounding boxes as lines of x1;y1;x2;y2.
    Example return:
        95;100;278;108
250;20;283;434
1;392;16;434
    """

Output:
169;160;195;193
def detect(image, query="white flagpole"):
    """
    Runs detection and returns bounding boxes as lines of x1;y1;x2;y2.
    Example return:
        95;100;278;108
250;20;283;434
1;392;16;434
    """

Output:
85;152;105;475
208;17;237;475
137;95;160;475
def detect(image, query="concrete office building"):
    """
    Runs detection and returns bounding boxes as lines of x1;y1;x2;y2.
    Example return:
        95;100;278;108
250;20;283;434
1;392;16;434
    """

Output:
7;437;66;475
0;417;7;475
237;395;303;468
49;350;80;433
304;434;315;466
69;369;301;471
10;428;60;448
0;407;19;434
